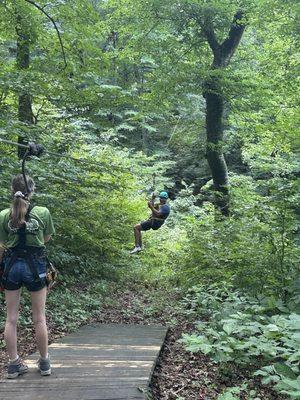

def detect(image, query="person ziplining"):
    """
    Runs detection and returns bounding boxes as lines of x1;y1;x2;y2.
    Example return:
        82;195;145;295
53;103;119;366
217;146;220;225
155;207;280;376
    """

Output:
130;191;170;254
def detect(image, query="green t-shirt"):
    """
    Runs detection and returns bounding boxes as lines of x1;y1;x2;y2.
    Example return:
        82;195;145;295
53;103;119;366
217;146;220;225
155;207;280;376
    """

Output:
0;206;55;248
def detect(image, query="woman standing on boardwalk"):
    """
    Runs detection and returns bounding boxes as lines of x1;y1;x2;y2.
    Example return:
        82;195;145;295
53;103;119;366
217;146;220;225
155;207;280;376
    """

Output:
0;174;55;378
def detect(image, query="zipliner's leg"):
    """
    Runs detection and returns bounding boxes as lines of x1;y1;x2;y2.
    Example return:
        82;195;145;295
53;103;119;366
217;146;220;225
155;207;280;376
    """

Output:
134;224;142;248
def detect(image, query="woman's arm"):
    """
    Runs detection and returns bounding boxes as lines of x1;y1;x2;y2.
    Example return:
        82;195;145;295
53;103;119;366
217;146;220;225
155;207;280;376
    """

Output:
44;235;52;244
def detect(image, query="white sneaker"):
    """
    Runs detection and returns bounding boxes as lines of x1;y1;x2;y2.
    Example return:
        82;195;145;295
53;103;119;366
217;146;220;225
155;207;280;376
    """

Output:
130;246;142;254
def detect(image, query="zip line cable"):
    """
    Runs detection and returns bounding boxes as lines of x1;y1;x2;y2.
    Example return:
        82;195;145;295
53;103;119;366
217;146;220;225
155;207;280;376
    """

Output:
0;164;121;195
0;137;128;173
34;162;122;191
36;152;123;180
0;142;123;193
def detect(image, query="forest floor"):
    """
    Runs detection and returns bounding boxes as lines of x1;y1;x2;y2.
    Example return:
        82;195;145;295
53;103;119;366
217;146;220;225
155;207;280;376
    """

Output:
0;281;286;400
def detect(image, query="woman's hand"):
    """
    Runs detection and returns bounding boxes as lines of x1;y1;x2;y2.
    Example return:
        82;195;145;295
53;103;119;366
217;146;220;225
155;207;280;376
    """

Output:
0;243;5;263
44;235;52;244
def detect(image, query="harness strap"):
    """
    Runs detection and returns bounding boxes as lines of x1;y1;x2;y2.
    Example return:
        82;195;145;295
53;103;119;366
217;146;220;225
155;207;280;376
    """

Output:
17;204;34;249
2;252;18;281
24;253;41;282
2;205;42;283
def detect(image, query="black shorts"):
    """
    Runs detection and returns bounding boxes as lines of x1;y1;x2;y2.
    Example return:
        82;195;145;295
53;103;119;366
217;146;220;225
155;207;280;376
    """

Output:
140;219;165;231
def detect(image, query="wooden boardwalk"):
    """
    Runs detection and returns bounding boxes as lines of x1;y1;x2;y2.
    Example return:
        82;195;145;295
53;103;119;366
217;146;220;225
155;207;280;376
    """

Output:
0;323;168;400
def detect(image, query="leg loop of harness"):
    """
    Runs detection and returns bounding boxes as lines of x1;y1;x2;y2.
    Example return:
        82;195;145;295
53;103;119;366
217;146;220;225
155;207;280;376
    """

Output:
2;248;44;285
2;252;19;283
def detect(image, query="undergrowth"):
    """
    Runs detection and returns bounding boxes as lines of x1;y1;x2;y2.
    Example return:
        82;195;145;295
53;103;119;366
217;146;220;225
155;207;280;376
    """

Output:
180;283;300;399
0;274;109;350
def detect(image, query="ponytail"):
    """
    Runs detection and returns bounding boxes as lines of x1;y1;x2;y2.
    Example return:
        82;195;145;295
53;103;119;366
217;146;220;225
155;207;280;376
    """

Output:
10;174;35;229
10;196;29;229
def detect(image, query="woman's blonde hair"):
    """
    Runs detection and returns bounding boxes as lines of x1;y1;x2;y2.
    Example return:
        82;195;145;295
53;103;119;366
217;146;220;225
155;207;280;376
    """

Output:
10;174;35;229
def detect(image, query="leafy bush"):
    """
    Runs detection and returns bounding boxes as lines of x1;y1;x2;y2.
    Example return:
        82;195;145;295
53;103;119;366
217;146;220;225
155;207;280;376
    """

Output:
169;174;299;297
180;284;300;397
0;276;109;333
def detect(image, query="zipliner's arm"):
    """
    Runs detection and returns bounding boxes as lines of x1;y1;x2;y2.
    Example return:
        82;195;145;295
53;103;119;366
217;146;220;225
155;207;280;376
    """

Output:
148;202;162;218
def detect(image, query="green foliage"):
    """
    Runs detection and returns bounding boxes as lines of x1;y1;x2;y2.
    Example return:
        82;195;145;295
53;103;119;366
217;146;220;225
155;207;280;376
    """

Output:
217;384;262;400
274;376;300;399
131;173;299;299
0;276;109;332
0;1;299;396
180;284;300;397
173;174;299;296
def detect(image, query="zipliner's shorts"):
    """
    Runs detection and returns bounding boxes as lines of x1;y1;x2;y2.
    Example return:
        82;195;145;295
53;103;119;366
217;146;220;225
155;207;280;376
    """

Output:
2;253;47;292
140;219;165;231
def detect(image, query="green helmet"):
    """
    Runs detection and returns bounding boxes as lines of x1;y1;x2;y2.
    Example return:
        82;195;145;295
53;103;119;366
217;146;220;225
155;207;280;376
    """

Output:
159;191;169;199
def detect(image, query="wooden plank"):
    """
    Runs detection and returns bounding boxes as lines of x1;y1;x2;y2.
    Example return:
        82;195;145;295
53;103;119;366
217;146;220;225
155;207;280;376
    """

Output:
0;378;149;387
0;323;167;400
0;387;146;400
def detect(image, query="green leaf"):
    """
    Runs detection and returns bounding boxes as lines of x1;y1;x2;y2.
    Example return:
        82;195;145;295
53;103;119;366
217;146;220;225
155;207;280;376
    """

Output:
275;377;300;398
266;324;280;332
223;321;236;335
217;393;239;400
274;363;297;380
198;343;213;354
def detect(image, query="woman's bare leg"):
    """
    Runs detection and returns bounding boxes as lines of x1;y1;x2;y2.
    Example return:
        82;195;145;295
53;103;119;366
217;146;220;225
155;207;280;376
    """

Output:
4;289;21;360
31;287;48;358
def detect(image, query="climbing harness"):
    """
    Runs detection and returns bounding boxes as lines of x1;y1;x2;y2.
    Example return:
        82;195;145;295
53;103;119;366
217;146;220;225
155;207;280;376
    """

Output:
0;212;58;292
0;260;4;292
1;205;44;286
0;141;58;291
45;259;58;290
0;203;58;291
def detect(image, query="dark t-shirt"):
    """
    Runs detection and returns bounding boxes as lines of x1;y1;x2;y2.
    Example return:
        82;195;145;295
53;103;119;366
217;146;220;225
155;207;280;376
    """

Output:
154;204;170;220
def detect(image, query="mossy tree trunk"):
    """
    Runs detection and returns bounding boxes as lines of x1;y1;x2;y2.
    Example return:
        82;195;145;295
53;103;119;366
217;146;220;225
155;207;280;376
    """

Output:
202;11;246;215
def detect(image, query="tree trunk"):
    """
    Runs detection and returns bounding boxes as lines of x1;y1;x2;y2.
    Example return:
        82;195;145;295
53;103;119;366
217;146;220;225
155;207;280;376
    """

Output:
204;76;229;214
16;16;33;159
202;10;246;215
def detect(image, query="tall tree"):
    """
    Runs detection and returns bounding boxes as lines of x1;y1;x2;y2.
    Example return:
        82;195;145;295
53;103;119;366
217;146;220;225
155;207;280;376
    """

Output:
201;10;246;214
15;11;34;158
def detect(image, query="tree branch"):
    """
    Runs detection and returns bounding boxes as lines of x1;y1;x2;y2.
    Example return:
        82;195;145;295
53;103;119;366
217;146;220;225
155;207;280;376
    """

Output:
202;20;220;55
220;10;246;66
32;98;46;124
23;0;67;70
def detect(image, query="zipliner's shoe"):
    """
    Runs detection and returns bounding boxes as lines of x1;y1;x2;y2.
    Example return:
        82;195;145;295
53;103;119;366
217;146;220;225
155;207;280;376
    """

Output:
38;356;51;376
7;357;28;379
130;246;142;254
